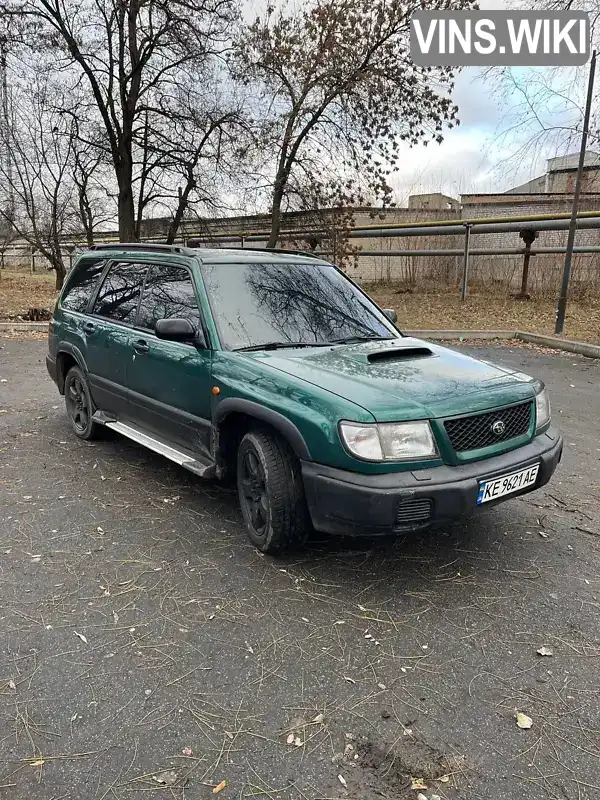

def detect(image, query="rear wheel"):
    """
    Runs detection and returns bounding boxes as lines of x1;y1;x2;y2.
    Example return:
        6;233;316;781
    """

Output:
64;366;100;440
236;428;310;554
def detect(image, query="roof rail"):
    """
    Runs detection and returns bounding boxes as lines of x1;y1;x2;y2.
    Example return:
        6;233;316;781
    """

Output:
88;242;187;254
186;241;323;259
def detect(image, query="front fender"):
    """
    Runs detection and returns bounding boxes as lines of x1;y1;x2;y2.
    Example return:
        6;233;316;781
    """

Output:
211;352;375;471
214;398;312;461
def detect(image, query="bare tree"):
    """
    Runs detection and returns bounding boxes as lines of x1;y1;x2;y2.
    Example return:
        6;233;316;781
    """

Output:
0;78;83;288
72;141;114;246
234;0;473;249
483;0;600;181
3;0;240;242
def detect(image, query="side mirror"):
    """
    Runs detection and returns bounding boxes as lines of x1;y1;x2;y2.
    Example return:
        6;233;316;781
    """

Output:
155;318;205;346
383;308;397;324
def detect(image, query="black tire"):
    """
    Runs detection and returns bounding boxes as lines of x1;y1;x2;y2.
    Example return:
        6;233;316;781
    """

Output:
236;428;310;554
64;366;100;440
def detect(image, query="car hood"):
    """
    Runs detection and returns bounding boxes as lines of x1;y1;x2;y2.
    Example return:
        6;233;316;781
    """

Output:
249;338;538;422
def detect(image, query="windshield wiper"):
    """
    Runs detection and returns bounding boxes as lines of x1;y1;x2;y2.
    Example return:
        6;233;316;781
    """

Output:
330;335;396;345
234;341;330;352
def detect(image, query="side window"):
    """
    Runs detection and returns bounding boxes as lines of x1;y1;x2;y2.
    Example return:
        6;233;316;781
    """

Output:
60;258;107;313
137;265;201;333
92;261;148;324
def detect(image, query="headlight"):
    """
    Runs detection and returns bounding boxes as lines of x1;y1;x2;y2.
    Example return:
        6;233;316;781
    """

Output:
340;421;437;461
535;387;551;430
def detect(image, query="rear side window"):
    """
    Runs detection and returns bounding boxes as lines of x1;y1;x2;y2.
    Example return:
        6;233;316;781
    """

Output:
137;265;200;332
92;261;148;324
60;258;106;313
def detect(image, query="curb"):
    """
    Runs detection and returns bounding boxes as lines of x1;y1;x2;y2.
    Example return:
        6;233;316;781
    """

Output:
0;322;48;331
515;331;600;359
2;322;599;358
404;329;515;341
405;330;600;358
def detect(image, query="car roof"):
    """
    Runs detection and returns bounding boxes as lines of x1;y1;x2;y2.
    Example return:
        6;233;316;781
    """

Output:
80;243;331;266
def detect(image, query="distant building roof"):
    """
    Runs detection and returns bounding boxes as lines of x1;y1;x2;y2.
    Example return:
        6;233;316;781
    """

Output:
504;151;600;195
547;151;600;172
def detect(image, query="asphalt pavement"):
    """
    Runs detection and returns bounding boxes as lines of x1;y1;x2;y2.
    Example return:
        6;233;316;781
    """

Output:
0;337;599;800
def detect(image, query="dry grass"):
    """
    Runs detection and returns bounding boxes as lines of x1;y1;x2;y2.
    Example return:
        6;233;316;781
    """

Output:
367;282;600;344
1;270;599;345
0;272;57;319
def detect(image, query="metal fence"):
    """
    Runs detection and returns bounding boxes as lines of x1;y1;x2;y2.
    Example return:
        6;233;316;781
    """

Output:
3;208;600;304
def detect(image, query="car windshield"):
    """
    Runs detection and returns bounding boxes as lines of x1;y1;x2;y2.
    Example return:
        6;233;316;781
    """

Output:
200;261;397;351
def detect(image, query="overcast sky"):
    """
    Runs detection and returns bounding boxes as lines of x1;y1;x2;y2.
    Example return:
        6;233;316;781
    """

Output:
390;0;590;202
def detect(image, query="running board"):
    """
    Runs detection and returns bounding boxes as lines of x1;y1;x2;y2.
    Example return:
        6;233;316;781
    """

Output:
94;415;215;479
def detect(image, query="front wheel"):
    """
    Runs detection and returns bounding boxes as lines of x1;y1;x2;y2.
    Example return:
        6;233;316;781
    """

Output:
236;428;310;554
64;366;100;440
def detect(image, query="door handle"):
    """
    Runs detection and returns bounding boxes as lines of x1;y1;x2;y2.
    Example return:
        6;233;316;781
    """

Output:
133;338;149;354
83;321;95;334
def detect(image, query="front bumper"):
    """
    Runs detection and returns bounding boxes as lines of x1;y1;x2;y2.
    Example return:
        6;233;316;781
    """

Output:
301;427;563;536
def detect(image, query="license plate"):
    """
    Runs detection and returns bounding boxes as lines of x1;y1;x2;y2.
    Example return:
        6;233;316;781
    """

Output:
477;463;540;505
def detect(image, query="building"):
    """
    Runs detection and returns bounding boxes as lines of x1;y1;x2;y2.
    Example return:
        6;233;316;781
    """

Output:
506;151;600;194
407;193;460;212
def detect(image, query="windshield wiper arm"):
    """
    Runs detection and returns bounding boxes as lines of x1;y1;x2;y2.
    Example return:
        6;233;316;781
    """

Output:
234;341;330;352
330;335;396;344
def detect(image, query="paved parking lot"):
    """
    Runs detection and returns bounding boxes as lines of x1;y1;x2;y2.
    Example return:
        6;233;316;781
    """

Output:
0;337;599;800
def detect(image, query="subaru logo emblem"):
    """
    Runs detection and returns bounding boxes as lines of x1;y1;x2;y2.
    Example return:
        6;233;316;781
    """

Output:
491;419;506;436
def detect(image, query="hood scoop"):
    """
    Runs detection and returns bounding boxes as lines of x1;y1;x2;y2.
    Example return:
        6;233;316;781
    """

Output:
366;346;434;364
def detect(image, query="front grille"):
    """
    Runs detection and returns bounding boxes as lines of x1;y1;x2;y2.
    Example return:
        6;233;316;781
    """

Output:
395;498;433;525
444;401;532;453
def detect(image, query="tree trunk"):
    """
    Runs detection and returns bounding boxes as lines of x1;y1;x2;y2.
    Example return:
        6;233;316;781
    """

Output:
117;161;137;242
54;262;66;290
267;182;285;249
166;178;194;244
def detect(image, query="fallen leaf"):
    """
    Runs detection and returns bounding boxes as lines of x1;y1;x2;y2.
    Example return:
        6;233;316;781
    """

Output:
536;646;554;657
294;736;303;747
516;712;533;729
30;759;45;767
344;676;356;684
212;779;228;793
417;794;428;800
152;770;178;786
286;733;295;745
338;774;347;787
438;775;450;783
74;631;88;644
8;679;16;690
410;779;428;790
312;713;324;724
539;531;549;538
377;682;387;690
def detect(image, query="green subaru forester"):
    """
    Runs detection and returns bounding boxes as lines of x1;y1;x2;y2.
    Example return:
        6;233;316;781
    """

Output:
47;243;563;553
